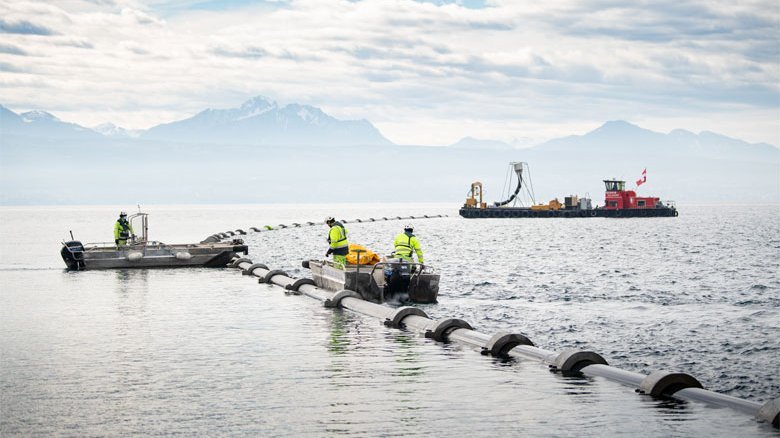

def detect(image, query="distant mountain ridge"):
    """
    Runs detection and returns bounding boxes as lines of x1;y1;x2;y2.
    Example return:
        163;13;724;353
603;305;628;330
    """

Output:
535;120;778;160
0;97;394;146
2;101;777;152
0;104;104;140
141;96;393;146
1;105;778;204
449;136;513;149
92;122;141;138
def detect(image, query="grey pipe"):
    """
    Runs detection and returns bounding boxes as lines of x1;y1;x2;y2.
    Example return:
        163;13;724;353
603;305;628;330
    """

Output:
231;214;449;237
231;258;777;429
674;387;762;416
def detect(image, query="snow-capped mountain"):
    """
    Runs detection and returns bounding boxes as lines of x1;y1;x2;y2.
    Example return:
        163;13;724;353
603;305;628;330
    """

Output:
92;123;141;138
0;105;103;140
0;97;393;146
141;96;393;146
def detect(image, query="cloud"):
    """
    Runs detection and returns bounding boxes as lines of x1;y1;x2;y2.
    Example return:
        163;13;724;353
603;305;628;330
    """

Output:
0;19;56;35
0;44;28;55
0;0;777;146
0;61;26;72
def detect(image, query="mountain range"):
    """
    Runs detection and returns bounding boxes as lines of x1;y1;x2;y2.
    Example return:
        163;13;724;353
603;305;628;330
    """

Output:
1;97;778;204
1;96;393;147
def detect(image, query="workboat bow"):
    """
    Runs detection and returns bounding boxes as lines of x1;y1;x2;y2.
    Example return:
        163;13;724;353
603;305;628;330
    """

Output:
60;212;248;270
303;258;439;304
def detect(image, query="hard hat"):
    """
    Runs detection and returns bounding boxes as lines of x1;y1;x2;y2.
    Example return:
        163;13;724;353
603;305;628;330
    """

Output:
404;224;413;231
120;211;127;216
325;216;335;224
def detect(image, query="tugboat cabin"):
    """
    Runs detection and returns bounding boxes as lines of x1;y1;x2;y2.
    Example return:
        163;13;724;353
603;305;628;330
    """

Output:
603;179;660;210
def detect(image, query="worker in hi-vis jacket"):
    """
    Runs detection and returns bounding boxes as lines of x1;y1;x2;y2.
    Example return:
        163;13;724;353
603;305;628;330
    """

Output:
114;211;134;247
393;224;424;264
325;216;349;267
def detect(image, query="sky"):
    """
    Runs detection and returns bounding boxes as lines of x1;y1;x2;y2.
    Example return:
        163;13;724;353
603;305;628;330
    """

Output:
0;0;778;146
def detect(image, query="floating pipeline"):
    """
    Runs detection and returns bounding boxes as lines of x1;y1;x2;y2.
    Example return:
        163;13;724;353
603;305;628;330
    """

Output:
200;214;449;243
220;255;779;430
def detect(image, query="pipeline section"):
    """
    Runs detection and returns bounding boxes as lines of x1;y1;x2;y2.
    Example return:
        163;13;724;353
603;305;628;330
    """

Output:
200;214;448;243
226;256;779;430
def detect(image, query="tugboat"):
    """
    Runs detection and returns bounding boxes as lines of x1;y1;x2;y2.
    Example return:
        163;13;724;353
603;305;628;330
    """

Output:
597;179;678;217
60;211;248;270
459;162;677;218
303;258;439;304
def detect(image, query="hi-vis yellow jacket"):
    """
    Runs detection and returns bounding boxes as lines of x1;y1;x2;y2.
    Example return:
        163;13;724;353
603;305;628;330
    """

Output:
393;232;423;263
328;221;349;255
114;218;134;241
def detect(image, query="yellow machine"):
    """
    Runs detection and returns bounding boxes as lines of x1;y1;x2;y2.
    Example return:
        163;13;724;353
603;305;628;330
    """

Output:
464;181;487;209
530;198;563;211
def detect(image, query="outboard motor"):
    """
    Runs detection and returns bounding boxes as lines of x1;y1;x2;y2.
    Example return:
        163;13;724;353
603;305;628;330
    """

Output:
61;240;85;270
383;259;411;297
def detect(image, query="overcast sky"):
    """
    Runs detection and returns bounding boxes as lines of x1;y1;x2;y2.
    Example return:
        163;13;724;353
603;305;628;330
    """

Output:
1;0;778;146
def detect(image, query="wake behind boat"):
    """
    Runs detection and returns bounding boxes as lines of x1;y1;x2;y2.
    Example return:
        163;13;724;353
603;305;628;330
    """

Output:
60;211;248;270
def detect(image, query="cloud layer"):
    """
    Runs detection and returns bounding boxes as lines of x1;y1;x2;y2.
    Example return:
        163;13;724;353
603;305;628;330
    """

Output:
0;0;777;145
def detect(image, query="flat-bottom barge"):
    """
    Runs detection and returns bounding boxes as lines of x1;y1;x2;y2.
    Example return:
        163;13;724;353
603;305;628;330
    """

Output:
459;205;677;218
459;162;677;219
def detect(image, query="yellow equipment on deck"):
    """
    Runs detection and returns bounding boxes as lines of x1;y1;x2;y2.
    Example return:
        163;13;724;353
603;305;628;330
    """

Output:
530;198;563;211
345;244;381;265
464;181;487;209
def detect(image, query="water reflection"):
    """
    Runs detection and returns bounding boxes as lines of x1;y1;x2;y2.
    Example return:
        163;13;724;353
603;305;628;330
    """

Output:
113;269;149;317
387;331;424;375
327;310;351;355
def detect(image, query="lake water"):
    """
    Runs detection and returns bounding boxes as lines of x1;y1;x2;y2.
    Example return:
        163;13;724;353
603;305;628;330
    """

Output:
1;203;778;436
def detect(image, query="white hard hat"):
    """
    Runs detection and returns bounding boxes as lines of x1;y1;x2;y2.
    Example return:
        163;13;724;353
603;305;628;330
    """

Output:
325;216;335;224
120;211;127;216
404;224;413;231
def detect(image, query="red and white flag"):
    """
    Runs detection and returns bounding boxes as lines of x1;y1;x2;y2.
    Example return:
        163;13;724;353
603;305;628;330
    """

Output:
636;168;647;187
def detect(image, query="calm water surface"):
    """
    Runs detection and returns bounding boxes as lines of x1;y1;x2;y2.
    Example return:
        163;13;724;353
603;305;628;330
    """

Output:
0;203;778;436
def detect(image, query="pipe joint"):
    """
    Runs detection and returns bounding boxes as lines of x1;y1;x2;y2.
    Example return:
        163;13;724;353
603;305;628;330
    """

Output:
638;371;703;398
259;269;287;284
481;331;534;357
242;263;268;275
230;257;252;268
552;349;608;375
324;289;361;308
425;318;473;342
285;278;316;295
384;307;428;329
757;398;780;429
